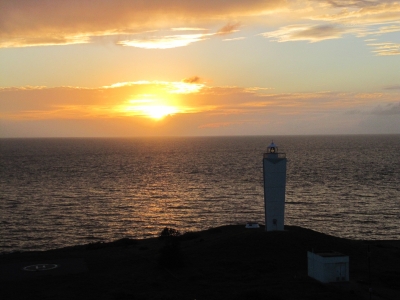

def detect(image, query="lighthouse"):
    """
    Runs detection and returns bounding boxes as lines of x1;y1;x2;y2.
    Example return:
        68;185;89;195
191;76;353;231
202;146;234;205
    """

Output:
263;141;287;231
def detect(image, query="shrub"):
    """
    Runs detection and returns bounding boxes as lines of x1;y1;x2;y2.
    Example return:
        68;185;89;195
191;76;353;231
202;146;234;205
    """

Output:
158;227;184;268
159;227;181;238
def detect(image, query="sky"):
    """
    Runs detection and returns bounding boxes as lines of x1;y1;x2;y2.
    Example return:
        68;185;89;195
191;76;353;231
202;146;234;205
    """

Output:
1;0;399;137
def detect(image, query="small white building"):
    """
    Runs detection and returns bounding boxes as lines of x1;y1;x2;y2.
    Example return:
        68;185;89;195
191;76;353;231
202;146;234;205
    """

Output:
307;251;349;283
245;222;260;229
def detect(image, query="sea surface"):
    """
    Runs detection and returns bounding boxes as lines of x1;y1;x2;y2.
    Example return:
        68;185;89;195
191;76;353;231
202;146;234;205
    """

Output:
1;135;399;253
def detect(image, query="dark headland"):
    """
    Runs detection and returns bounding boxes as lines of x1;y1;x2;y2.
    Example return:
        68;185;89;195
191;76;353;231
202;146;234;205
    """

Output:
1;225;400;300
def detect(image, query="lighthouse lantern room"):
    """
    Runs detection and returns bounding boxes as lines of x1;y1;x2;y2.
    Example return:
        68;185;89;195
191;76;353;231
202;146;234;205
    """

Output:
263;141;287;231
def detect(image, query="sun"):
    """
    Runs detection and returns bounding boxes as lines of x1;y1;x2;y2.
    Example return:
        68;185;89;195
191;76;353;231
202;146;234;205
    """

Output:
139;105;179;119
111;81;204;120
119;99;180;120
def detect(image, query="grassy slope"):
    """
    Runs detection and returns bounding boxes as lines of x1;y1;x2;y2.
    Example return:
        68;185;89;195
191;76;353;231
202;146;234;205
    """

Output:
1;225;400;300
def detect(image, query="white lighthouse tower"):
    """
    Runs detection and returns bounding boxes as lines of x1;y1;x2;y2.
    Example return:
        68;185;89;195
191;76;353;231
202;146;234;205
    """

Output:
263;141;287;231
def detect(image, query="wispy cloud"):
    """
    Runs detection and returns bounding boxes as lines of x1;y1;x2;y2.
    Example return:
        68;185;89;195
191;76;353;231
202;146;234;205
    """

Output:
117;32;211;49
384;84;400;90
261;24;347;42
314;2;400;23
223;37;246;41
371;102;400;115
259;1;400;49
115;22;243;49
0;34;92;48
358;25;400;37
171;27;207;31
367;42;400;55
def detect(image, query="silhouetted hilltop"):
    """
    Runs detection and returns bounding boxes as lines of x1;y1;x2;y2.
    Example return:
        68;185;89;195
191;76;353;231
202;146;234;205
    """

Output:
1;225;399;300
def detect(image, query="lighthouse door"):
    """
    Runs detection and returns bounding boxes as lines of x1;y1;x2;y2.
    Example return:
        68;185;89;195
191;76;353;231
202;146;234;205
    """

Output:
335;263;346;281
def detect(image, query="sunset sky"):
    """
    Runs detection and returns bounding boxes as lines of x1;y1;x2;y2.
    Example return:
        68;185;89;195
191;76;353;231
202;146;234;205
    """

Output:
1;0;399;137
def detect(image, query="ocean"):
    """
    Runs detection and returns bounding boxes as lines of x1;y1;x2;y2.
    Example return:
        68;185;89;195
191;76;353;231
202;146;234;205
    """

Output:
0;135;399;253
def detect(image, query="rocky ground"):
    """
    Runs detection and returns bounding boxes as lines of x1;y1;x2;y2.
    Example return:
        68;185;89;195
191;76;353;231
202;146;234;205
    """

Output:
1;225;400;300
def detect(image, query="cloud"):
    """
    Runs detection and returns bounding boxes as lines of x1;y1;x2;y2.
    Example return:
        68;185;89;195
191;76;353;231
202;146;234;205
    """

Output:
216;22;241;35
114;22;241;49
367;42;400;55
0;35;91;48
0;0;285;48
359;24;400;36
259;1;400;46
1;82;400;136
2;82;398;118
182;76;202;84
371;102;400;115
384;84;400;90
324;1;371;8
0;81;208;121
117;32;212;49
261;24;347;42
223;37;246;41
357;100;400;133
2;0;399;49
315;2;400;24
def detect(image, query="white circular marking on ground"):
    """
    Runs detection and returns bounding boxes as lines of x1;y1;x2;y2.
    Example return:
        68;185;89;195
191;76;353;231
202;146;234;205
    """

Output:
23;264;59;271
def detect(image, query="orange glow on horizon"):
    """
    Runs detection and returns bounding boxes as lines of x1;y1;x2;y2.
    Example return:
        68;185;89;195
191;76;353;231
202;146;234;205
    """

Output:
110;81;204;120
